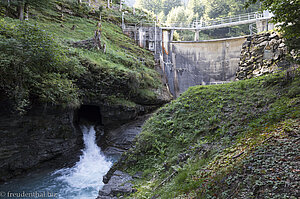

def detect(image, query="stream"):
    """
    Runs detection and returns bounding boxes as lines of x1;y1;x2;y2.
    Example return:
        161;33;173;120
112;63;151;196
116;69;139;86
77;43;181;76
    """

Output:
0;126;112;199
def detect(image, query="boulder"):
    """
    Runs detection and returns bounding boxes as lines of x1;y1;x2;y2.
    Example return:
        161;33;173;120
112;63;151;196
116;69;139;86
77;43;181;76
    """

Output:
97;170;134;199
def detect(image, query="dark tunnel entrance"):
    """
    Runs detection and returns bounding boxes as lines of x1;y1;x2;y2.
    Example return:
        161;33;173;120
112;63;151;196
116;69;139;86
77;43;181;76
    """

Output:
77;105;102;125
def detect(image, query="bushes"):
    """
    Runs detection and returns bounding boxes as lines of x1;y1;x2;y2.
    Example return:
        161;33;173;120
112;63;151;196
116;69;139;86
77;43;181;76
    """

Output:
0;19;84;114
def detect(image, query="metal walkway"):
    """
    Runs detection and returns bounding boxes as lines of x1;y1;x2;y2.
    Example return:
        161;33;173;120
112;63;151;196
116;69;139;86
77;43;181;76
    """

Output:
161;11;273;31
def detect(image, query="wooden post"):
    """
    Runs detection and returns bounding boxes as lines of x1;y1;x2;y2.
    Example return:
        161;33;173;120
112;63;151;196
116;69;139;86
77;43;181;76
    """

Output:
94;22;102;50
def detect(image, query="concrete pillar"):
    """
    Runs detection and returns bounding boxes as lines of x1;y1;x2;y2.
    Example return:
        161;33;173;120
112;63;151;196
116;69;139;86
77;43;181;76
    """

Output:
170;29;174;42
256;19;273;33
138;28;143;48
194;30;200;41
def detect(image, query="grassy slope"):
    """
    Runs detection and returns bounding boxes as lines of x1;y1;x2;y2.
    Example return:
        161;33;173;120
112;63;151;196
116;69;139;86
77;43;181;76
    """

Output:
114;69;300;198
0;0;163;107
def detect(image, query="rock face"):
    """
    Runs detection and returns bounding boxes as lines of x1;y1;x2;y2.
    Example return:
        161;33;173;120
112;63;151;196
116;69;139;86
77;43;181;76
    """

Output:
97;170;135;199
96;114;152;199
236;32;291;80
0;68;171;183
101;114;151;160
0;104;83;182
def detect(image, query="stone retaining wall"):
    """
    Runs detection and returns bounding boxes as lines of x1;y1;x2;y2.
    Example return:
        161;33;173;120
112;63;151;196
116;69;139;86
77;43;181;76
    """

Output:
236;32;290;80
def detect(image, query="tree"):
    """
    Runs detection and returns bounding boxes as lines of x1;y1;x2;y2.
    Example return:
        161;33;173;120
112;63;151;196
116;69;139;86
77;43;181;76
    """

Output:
0;0;50;20
203;0;231;19
0;20;82;113
203;0;259;19
247;0;300;50
187;0;204;18
166;6;194;27
135;0;162;15
162;0;181;16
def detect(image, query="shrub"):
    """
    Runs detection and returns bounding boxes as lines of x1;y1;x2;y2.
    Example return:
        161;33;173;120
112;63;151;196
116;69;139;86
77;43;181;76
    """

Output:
0;19;84;113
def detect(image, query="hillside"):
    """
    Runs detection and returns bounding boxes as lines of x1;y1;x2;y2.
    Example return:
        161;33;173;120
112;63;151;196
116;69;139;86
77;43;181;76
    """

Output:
0;0;170;115
107;69;300;198
0;0;171;182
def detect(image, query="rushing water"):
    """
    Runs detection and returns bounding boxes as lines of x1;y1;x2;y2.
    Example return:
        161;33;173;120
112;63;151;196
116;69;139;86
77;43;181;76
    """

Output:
0;126;113;199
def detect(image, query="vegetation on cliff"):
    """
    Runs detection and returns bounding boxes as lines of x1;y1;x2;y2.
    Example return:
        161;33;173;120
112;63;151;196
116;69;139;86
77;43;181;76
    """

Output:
0;0;167;114
113;68;300;198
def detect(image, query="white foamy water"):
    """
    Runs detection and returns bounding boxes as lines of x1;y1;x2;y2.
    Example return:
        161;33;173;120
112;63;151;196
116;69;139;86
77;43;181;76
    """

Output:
0;126;113;199
53;126;113;198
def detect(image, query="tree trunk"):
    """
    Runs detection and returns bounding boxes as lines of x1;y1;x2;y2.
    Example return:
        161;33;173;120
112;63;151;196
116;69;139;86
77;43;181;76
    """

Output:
5;0;10;17
24;3;29;20
17;0;25;21
78;0;82;4
107;0;110;8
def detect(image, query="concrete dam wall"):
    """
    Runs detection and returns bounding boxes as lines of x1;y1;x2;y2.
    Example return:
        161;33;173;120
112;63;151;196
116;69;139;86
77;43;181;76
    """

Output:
164;36;246;97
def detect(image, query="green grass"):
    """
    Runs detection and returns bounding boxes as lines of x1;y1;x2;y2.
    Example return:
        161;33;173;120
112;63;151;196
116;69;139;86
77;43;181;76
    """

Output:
112;69;300;198
0;0;163;108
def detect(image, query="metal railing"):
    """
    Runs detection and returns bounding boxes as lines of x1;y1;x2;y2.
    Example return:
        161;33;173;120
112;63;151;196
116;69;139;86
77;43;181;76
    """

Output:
163;11;273;29
122;11;273;33
122;21;155;31
193;12;264;28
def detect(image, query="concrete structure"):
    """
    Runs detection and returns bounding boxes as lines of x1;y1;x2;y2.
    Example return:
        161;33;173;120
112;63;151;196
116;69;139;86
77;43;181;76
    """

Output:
122;11;275;97
162;37;246;97
123;25;162;59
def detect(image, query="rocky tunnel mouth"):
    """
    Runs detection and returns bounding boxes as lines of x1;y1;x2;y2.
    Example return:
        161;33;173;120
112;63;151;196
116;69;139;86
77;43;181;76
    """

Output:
77;105;102;125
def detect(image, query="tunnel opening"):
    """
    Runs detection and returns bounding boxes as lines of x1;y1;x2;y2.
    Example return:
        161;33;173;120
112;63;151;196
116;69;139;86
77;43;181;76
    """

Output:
77;105;102;125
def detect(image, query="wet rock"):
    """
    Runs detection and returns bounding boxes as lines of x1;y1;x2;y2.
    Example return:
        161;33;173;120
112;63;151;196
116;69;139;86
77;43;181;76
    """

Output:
97;170;134;199
102;147;126;160
0;104;82;182
102;114;151;158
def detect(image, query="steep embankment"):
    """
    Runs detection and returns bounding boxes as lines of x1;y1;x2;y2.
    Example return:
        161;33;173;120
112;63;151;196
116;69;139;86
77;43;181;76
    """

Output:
0;1;171;182
106;66;300;198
